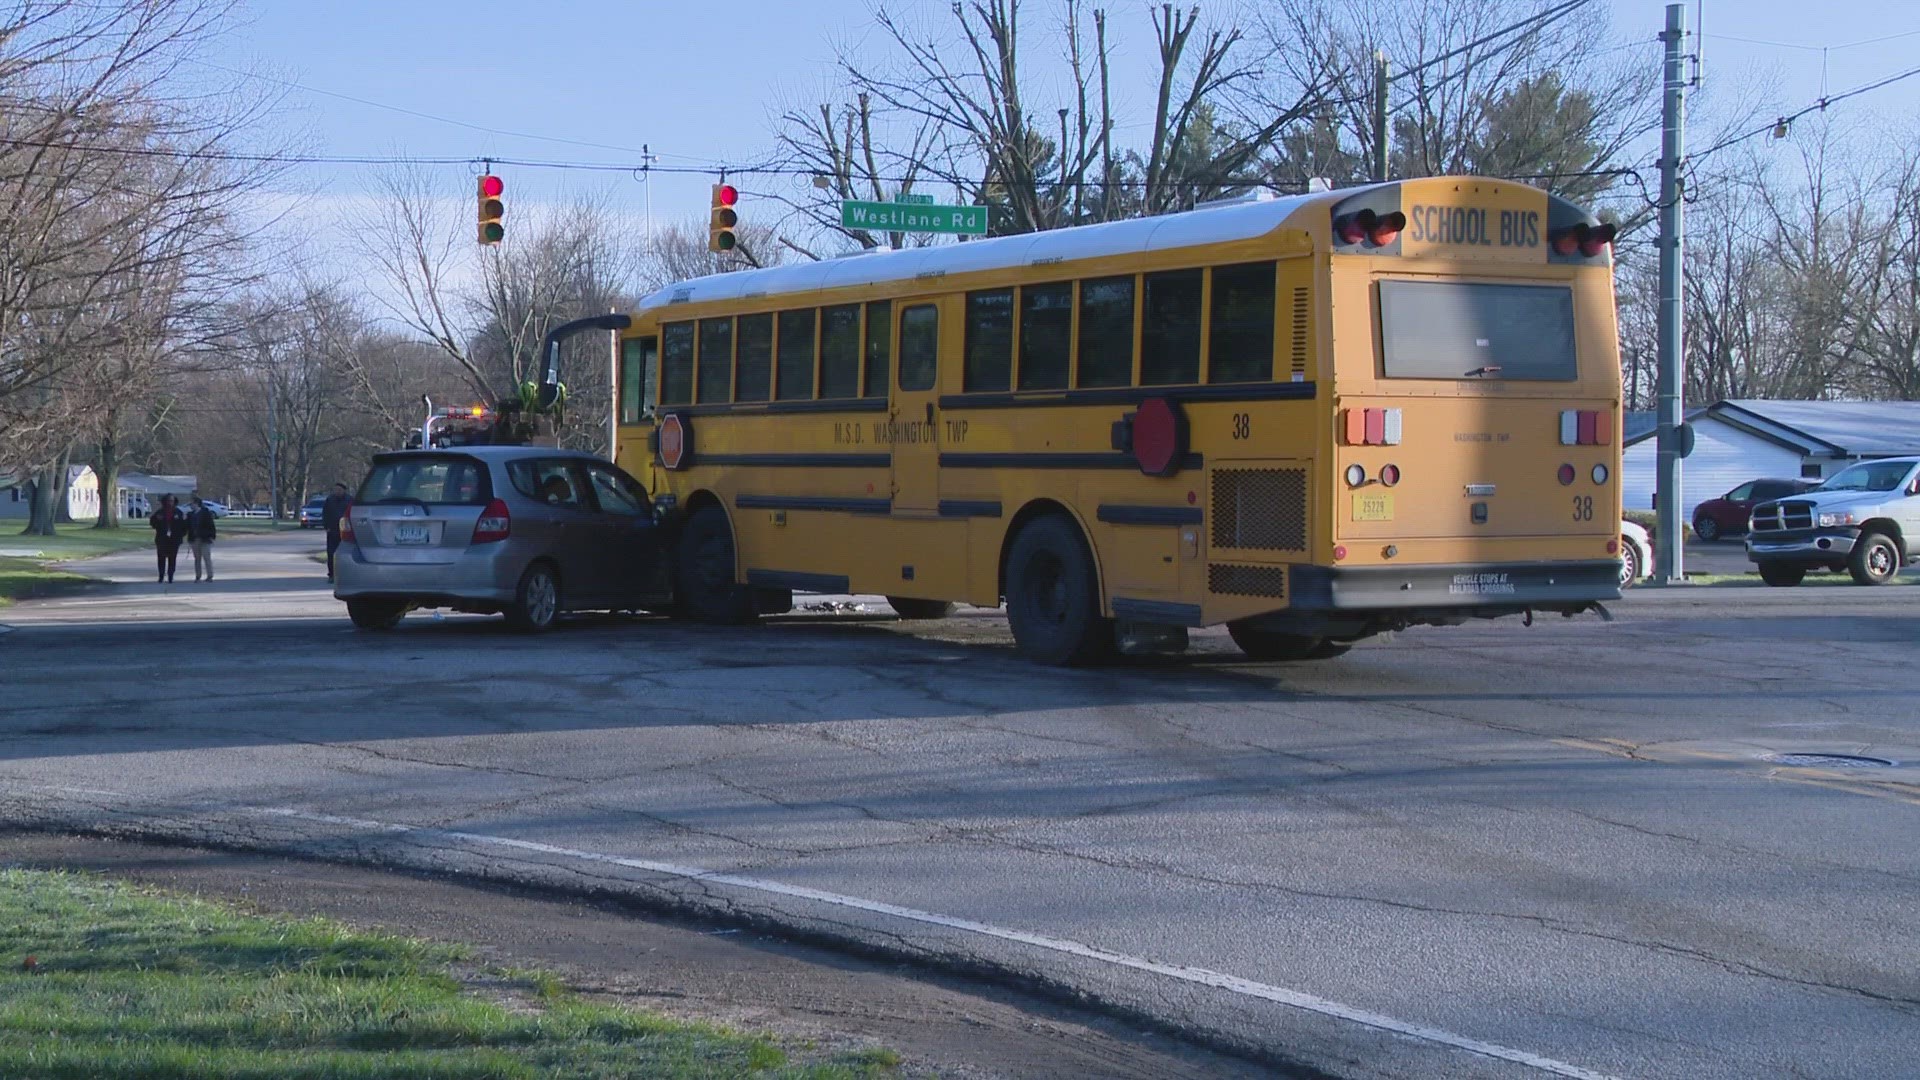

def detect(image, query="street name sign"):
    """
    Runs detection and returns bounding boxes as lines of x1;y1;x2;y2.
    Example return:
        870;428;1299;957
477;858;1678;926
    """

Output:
841;200;987;235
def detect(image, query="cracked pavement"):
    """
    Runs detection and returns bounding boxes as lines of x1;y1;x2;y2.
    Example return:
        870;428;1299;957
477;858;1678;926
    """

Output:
2;531;1919;1079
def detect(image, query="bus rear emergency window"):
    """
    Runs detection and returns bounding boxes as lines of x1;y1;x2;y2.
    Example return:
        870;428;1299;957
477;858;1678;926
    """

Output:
1379;280;1576;381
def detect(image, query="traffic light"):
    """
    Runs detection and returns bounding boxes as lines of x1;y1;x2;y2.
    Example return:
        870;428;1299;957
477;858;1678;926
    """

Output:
708;183;738;253
477;174;505;245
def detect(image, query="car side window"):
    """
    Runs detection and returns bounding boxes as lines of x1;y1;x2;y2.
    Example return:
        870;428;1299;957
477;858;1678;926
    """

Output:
508;460;588;509
586;464;650;518
1724;482;1756;501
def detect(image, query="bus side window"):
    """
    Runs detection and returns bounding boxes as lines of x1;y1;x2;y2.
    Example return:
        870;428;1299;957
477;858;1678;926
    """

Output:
1018;282;1072;391
1208;261;1276;384
820;304;862;399
735;313;773;402
1076;275;1134;388
660;322;695;405
619;336;657;424
776;309;817;400
863;300;891;398
964;288;1014;392
1141;269;1203;385
696;317;734;403
898;304;939;391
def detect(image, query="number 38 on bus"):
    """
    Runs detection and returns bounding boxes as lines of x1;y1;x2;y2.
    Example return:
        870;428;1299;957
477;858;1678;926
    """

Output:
597;177;1624;664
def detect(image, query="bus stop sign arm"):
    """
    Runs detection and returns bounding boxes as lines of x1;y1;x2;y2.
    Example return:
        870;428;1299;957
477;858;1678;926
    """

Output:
535;314;632;410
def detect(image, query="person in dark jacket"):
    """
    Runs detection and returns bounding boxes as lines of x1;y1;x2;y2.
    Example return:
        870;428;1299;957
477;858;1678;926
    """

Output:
149;494;188;583
185;495;218;582
321;483;351;581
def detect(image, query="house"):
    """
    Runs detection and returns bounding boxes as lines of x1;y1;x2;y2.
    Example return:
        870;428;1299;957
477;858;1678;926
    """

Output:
0;465;101;523
114;472;198;518
1622;400;1920;520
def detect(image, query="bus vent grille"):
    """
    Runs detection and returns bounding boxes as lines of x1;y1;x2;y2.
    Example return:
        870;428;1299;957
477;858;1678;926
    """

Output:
1289;287;1309;378
1212;468;1307;551
1209;563;1288;598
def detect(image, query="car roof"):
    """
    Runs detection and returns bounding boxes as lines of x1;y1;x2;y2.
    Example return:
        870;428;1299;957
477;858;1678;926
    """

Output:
371;446;605;463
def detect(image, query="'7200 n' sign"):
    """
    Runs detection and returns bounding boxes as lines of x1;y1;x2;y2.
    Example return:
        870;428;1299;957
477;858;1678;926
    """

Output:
840;200;988;235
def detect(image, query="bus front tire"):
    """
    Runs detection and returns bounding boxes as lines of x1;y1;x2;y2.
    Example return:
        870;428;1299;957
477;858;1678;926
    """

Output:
1005;515;1112;665
677;507;757;624
1227;622;1346;661
887;596;954;620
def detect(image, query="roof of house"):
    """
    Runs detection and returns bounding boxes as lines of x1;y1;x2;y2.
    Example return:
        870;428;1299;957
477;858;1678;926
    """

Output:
116;472;198;493
1624;399;1920;457
635;187;1356;311
1622;411;1658;443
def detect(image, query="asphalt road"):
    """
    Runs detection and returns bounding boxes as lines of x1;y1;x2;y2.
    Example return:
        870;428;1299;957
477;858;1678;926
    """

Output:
3;531;1917;1079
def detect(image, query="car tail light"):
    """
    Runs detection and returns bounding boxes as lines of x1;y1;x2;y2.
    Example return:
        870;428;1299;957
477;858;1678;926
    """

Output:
339;500;355;541
472;499;511;544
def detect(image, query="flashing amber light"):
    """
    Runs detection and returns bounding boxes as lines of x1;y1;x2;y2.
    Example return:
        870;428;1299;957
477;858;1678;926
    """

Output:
470;405;486;417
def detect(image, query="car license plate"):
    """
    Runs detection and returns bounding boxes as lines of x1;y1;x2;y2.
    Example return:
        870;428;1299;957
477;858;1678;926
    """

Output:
1352;492;1393;521
394;523;430;544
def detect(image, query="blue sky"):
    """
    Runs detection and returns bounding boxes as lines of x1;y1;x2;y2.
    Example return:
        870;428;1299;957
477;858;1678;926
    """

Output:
205;0;1918;234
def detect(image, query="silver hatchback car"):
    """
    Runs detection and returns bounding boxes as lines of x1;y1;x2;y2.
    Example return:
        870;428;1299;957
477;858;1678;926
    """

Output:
333;446;670;631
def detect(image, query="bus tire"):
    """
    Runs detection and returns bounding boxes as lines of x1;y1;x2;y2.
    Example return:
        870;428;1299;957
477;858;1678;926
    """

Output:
676;507;756;624
887;596;954;620
1005;514;1112;665
1227;621;1336;661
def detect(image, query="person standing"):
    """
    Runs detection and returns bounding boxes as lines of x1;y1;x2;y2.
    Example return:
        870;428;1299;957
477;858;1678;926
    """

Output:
149;494;188;584
186;495;218;582
321;482;351;582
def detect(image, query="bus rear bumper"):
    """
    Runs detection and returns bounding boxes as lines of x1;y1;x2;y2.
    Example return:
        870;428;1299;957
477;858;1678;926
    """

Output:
1291;559;1623;612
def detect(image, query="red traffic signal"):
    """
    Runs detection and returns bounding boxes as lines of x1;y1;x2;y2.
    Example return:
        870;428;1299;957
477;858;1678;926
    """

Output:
709;183;740;252
477;174;505;245
716;183;738;206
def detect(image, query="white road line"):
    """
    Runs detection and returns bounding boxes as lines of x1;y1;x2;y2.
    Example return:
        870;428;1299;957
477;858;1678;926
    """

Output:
32;789;1609;1080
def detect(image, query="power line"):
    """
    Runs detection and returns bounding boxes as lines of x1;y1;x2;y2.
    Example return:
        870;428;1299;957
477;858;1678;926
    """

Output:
1691;61;1920;162
1704;28;1920;52
1392;0;1595;83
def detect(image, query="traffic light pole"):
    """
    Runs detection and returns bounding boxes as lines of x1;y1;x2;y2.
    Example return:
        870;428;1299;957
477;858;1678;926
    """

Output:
1654;3;1687;584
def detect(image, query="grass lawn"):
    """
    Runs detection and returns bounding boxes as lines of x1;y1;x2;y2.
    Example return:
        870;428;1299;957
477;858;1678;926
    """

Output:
0;523;153;561
0;868;900;1080
0;556;96;608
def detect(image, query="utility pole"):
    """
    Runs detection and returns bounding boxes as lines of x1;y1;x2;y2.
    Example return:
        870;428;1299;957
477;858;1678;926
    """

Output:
1371;51;1389;182
266;372;279;521
1654;3;1688;584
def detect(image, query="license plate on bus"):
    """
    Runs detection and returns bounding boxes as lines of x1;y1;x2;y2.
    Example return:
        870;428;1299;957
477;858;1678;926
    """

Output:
393;524;430;544
1352;492;1394;521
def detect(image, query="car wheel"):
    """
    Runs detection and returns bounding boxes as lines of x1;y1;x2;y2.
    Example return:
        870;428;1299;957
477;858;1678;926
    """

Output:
1227;622;1341;661
1618;539;1641;589
1693;516;1719;541
886;596;955;620
675;507;756;624
1848;531;1901;586
346;599;407;630
1757;561;1805;587
1004;514;1112;665
505;561;560;632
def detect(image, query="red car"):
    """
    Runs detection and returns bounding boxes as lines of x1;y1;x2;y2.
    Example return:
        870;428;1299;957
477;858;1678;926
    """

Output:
1692;478;1819;540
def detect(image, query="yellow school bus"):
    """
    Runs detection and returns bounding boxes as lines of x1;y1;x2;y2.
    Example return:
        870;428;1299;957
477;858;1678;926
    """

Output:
603;177;1623;663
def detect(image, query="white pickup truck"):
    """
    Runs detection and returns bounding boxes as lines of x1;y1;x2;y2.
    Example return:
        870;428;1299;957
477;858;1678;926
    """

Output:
1746;457;1920;586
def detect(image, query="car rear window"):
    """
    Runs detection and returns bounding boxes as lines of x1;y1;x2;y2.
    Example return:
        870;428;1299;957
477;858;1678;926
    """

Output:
358;455;493;505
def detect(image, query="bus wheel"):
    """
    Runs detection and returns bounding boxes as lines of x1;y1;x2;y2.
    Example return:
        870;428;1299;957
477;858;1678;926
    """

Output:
887;596;954;620
1005;515;1112;665
1227;621;1335;661
676;507;756;624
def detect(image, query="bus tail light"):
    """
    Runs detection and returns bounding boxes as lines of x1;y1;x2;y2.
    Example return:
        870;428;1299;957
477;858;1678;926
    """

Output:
1343;407;1403;445
1551;222;1617;258
1558;464;1576;486
1559;410;1611;445
1333;209;1405;247
473;499;511;544
1379;464;1400;487
1345;463;1367;487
